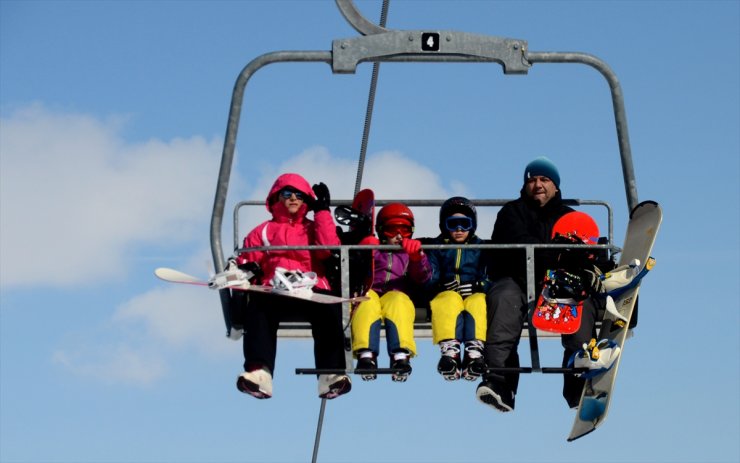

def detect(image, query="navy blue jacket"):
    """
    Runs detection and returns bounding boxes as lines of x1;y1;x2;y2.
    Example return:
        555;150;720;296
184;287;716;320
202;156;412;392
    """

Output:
426;234;491;297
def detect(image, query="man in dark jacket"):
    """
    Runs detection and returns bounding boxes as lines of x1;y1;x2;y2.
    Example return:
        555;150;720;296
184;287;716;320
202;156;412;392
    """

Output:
476;157;603;412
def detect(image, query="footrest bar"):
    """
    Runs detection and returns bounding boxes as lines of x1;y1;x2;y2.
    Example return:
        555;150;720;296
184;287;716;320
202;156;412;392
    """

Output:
296;368;401;375
485;367;588;374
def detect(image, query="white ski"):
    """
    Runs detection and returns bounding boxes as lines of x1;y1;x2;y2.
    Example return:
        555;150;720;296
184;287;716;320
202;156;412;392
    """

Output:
567;201;663;441
154;267;368;304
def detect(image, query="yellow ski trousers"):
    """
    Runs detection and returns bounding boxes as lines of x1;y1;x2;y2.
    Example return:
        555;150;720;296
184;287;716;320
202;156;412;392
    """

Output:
351;289;417;357
430;291;487;344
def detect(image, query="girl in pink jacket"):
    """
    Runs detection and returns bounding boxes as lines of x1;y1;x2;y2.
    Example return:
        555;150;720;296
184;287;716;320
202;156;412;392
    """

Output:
234;173;350;401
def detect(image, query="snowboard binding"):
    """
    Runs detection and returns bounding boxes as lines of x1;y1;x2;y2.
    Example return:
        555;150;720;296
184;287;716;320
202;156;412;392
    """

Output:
208;268;252;290
270;267;318;299
601;258;641;293
208;258;259;290
569;338;621;379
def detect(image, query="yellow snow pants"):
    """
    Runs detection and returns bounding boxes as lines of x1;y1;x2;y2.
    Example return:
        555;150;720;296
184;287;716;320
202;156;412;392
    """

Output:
351;289;417;357
430;291;487;344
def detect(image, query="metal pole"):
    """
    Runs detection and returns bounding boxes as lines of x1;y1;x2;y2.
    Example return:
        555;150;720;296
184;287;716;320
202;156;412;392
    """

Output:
311;398;328;463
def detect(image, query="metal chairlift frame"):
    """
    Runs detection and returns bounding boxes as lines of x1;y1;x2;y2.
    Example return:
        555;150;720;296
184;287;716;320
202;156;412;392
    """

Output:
209;0;638;374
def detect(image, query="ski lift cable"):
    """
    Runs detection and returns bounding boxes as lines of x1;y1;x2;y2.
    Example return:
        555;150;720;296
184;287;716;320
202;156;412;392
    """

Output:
314;5;391;461
353;0;390;196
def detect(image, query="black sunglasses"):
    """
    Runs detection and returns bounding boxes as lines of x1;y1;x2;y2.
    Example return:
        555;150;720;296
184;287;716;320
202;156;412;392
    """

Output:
278;189;305;200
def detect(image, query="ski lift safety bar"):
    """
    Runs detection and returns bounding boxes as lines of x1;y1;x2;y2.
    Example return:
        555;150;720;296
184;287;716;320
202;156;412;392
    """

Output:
209;0;638;350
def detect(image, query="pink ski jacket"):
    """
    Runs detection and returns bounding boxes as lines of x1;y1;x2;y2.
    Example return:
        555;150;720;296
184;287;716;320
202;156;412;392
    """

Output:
236;173;340;291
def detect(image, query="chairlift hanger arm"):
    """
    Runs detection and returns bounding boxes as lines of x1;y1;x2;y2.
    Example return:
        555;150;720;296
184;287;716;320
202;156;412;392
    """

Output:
332;31;529;74
335;0;387;36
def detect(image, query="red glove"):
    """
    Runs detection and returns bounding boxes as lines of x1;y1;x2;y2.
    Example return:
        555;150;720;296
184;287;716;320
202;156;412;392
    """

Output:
401;238;423;262
359;235;380;246
359;235;380;257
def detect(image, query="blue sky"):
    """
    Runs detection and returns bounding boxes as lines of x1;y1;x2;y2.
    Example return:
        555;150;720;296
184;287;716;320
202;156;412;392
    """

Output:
1;1;738;462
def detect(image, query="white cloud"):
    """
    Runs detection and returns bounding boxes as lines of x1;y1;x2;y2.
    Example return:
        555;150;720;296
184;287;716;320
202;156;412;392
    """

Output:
0;103;222;288
113;284;232;355
51;344;168;386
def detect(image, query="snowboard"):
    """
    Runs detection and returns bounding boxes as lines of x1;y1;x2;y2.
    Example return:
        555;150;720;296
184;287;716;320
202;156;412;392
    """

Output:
567;201;662;441
330;189;376;368
532;271;583;334
154;267;369;304
532;211;600;335
333;188;376;297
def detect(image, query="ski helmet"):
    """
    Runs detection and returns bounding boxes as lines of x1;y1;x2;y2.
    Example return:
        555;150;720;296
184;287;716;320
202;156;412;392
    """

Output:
439;196;477;235
376;203;414;236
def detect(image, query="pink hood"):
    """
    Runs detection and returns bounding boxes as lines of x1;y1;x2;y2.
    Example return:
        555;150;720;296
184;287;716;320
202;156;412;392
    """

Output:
266;173;316;217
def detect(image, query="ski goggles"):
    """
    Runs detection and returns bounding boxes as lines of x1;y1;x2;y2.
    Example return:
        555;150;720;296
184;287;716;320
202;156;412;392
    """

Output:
381;224;413;238
278;188;305;201
445;216;474;232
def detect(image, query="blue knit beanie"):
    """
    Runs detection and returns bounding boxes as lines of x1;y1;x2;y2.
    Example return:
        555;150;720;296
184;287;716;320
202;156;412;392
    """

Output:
524;156;560;188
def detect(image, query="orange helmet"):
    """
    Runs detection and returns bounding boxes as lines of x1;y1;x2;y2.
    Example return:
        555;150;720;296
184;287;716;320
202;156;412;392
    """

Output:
376;202;414;236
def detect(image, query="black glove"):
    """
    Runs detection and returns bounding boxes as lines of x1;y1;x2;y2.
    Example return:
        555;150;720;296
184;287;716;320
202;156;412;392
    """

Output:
311;182;331;212
238;261;263;279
